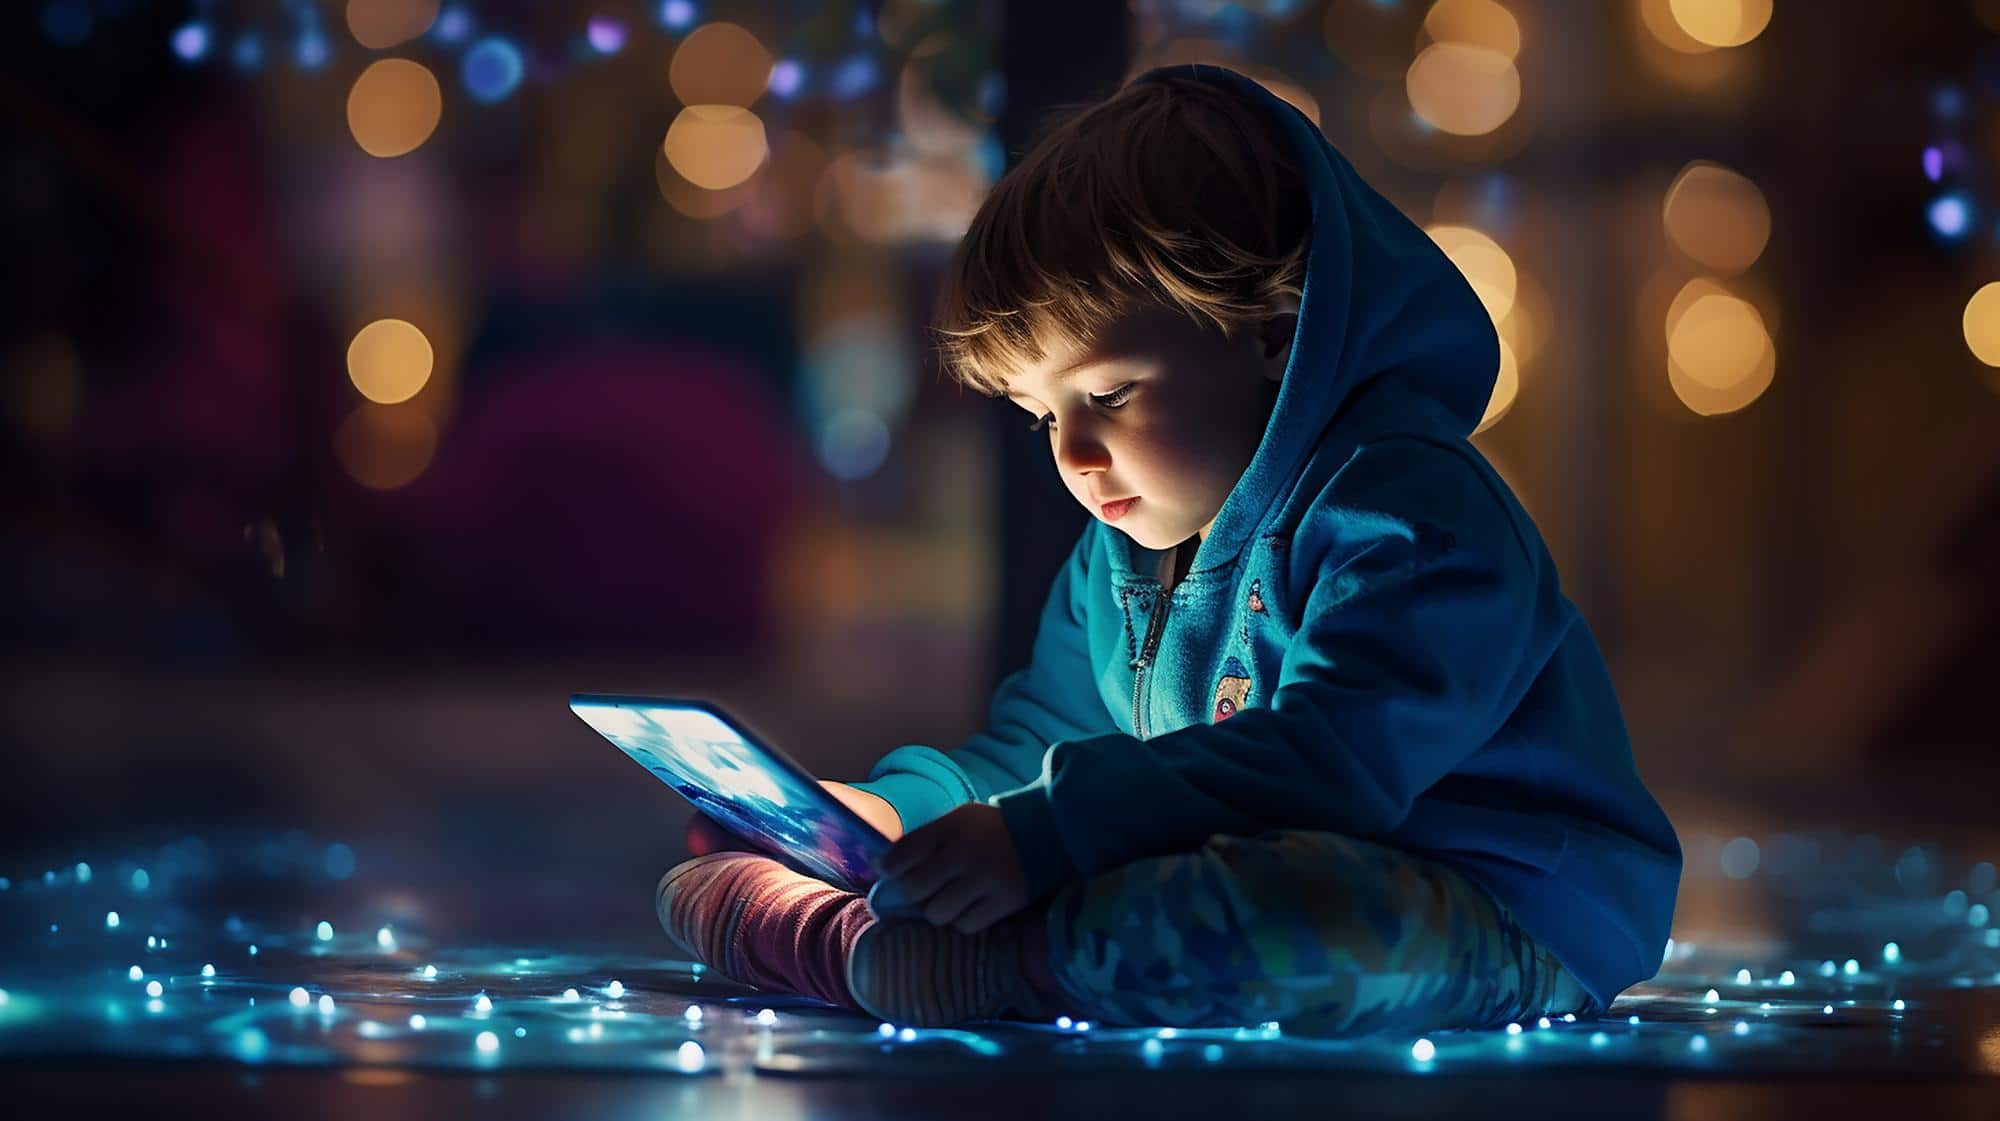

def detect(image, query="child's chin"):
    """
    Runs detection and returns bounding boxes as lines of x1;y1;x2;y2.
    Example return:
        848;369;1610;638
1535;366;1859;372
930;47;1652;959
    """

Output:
1116;523;1172;550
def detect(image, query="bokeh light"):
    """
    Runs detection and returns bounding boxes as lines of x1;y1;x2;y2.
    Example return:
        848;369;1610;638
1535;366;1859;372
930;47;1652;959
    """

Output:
1476;335;1520;434
432;5;471;43
1423;0;1522;59
663;105;769;191
171;22;210;62
768;59;804;99
230;34;264;72
1961;282;2000;367
462;37;524;103
1425;224;1517;321
297;28;331;69
346;319;435;404
334;404;439;490
654;144;754;220
346;0;439;50
818;409;892;481
659;0;699;32
1928;193;1972;240
587;16;627;55
1665;278;1775;415
670;23;772;108
1406;43;1520;136
1662;161;1770;274
347;60;443;159
1667;0;1773;50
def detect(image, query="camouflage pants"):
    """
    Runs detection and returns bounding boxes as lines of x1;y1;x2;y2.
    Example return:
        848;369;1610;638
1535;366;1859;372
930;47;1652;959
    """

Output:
1039;829;1598;1036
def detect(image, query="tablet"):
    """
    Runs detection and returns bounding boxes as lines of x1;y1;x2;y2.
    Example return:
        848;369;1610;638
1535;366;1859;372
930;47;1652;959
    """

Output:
569;694;892;893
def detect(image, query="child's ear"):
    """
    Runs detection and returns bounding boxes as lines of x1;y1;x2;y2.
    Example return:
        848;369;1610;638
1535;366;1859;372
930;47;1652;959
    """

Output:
1259;293;1301;371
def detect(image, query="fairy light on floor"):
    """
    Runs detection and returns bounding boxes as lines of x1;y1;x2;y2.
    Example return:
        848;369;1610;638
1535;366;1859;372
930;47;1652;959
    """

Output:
7;828;2000;1077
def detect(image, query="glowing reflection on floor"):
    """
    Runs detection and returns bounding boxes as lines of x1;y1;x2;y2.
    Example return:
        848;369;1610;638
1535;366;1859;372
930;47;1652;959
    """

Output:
1;830;1996;1076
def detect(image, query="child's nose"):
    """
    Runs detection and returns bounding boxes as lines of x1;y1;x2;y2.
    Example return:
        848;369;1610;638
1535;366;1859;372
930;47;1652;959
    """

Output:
1053;424;1110;476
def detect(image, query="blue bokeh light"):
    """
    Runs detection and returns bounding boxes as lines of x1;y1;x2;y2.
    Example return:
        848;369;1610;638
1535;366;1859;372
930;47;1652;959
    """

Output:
659;0;698;32
434;4;473;44
1929;193;1972;239
819;410;891;481
296;30;330;70
232;34;264;72
768;59;804;100
171;22;210;63
829;56;877;100
587;16;627;55
1720;837;1759;879
978;72;1006;118
325;843;356;880
463;37;525;104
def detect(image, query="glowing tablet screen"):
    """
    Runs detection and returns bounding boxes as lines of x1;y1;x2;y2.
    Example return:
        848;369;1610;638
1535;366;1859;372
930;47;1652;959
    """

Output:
570;695;888;891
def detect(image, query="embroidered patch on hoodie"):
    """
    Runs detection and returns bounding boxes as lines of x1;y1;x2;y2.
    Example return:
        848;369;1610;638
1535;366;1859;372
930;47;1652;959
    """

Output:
1212;655;1252;722
1240;577;1269;645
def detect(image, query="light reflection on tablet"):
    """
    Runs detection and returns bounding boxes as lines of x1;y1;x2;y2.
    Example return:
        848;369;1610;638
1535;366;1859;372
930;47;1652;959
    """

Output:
573;700;885;891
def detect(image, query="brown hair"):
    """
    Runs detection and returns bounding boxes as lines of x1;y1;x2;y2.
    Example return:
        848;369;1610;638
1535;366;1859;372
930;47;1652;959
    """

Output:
932;72;1313;397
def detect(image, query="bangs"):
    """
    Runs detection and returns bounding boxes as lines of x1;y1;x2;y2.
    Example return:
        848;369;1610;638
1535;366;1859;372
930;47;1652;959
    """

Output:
931;73;1311;397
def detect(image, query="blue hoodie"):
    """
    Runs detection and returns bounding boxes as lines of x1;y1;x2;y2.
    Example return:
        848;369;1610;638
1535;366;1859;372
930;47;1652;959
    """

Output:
849;63;1681;1011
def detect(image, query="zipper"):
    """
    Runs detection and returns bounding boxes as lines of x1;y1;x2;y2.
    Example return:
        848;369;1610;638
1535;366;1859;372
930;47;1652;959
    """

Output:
1131;583;1170;739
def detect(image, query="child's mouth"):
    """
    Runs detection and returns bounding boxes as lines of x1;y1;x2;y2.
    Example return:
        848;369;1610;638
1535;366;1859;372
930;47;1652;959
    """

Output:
1099;497;1139;522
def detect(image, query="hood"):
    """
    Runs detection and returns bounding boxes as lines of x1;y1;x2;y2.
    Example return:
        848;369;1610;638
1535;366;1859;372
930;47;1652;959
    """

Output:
1130;63;1500;574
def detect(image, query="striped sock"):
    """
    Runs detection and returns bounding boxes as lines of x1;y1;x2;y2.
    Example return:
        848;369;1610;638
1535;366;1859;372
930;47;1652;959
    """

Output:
656;852;874;1009
845;905;1072;1027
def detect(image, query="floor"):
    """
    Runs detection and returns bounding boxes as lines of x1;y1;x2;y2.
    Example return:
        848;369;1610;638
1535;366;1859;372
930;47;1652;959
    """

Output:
4;826;2000;1118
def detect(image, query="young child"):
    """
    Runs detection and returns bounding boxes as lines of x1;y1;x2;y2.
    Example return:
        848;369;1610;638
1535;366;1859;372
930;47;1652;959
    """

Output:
659;63;1682;1035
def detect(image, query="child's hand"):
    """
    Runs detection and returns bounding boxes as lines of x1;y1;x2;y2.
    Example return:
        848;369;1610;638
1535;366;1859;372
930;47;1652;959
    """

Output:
870;803;1031;934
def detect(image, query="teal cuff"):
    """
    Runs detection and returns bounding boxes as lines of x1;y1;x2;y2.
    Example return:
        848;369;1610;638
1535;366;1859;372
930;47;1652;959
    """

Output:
845;771;959;835
993;784;1080;901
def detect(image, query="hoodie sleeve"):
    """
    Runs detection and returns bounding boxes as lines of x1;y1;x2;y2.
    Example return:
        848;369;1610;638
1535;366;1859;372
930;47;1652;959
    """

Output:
847;523;1117;834
990;438;1547;899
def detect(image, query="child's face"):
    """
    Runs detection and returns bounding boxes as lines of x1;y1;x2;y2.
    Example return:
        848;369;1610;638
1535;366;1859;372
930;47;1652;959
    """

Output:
1003;304;1292;551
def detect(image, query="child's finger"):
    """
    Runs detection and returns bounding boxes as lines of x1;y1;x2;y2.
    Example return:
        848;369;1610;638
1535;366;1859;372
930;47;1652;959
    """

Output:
877;824;939;877
920;876;984;928
891;849;964;902
949;893;1018;935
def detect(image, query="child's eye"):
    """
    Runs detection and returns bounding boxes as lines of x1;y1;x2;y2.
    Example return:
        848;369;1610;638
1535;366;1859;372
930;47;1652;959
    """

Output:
1024;385;1128;431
